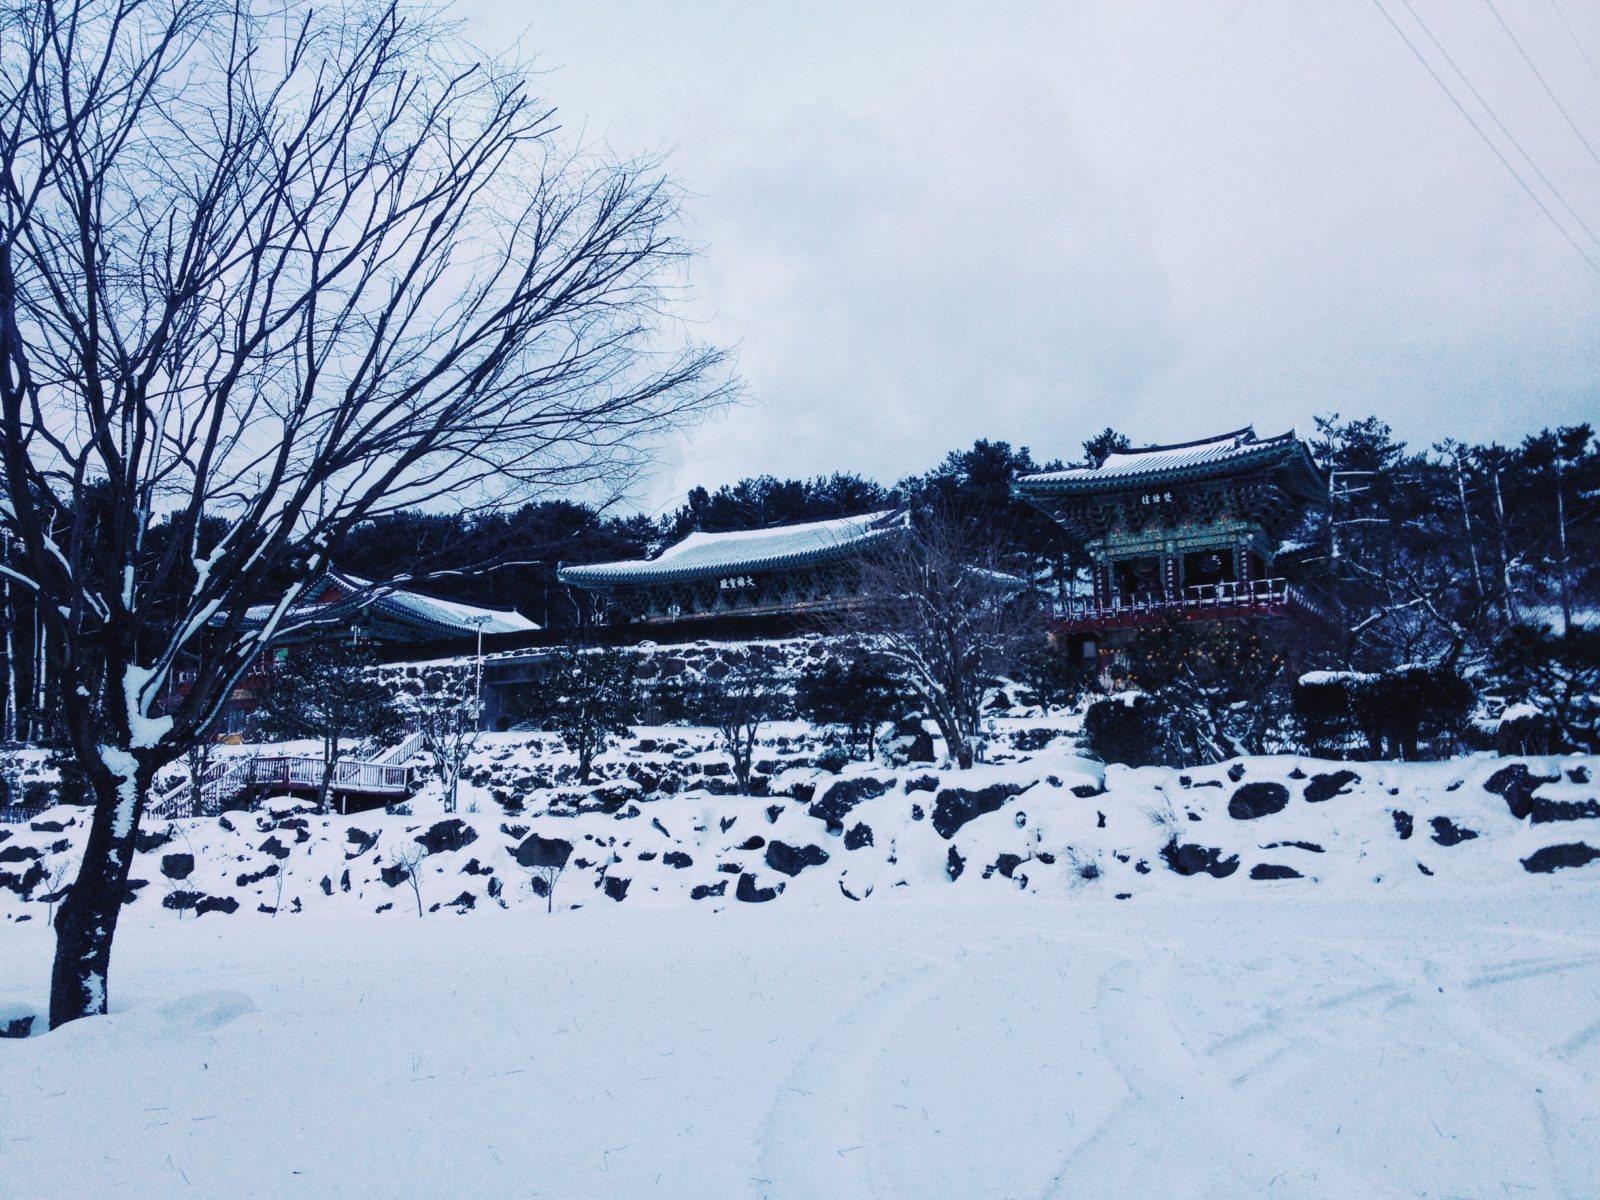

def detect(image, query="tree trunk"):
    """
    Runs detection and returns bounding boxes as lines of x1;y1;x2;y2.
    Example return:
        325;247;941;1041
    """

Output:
50;761;153;1028
319;733;339;814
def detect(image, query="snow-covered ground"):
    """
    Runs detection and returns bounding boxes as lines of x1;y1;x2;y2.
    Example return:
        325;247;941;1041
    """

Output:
3;890;1599;1198
4;725;1599;1196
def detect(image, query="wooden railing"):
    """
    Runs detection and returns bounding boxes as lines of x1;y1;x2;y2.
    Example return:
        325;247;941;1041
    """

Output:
1049;577;1336;632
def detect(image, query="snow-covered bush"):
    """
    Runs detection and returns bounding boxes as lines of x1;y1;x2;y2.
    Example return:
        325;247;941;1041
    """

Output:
1292;665;1474;760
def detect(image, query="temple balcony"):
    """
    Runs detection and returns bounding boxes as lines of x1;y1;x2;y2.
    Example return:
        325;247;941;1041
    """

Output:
1048;577;1337;634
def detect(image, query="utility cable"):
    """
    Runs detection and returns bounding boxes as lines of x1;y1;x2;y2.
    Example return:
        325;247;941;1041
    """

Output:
1548;0;1600;91
1400;0;1600;250
1483;0;1600;169
1373;0;1600;276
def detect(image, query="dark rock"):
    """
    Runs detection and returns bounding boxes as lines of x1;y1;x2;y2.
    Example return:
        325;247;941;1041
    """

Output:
1249;863;1302;880
1228;782;1289;820
766;805;784;824
1288;767;1307;779
931;783;1022;839
160;853;195;880
461;858;494;875
415;819;478;855
1160;839;1240;878
1;1009;36;1038
603;875;631;902
1417;862;1434;876
1186;812;1201;822
1520;843;1600;874
904;774;939;794
887;717;936;763
1227;763;1247;782
993;852;1024;879
0;843;40;864
1115;892;1132;900
1261;840;1324;853
1070;784;1104;799
691;881;727;900
1569;766;1591;784
1304;770;1359;804
444;890;476;912
500;823;530;841
717;862;742;874
373;902;393;913
135;828;173;853
345;828;379;858
651;818;672;838
1037;851;1056;865
663;851;693;869
844;823;874;850
765;841;829;877
1098;811;1107;828
838;880;871;901
911;804;924;821
1429;816;1479;846
319;875;334;896
735;873;782;903
164;891;238;916
258;835;291;860
513;833;573;871
380;863;411;888
1393;810;1414;840
1134;859;1150;874
236;864;279;887
946;844;965;881
340;869;351;892
1531;797;1600;823
809;776;893;832
1;860;46;898
29;819;67;833
738;835;767;851
1484;764;1563;821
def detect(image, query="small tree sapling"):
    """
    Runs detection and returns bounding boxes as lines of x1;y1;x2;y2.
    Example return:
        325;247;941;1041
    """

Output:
514;833;574;913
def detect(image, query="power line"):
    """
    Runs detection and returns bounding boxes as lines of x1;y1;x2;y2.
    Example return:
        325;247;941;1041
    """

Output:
1483;0;1600;169
1548;0;1600;91
1399;0;1600;251
1373;0;1600;276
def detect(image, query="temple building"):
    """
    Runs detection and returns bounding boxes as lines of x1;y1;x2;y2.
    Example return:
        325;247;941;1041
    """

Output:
1011;428;1335;655
242;569;538;648
558;509;908;626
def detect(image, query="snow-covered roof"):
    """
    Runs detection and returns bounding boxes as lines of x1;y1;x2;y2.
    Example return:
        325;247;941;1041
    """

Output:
559;510;908;588
1014;427;1325;499
242;570;537;639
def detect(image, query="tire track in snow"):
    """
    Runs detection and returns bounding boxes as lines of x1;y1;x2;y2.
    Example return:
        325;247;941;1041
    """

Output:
751;953;957;1200
1041;951;1407;1200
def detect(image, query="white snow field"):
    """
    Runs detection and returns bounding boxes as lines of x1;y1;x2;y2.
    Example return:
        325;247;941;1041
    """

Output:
3;731;1599;1197
4;892;1600;1199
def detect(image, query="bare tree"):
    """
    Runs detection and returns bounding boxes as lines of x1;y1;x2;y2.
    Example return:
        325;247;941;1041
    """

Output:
255;639;404;812
387;843;426;918
824;509;1039;768
513;832;572;913
0;0;729;1027
676;656;784;794
402;666;479;814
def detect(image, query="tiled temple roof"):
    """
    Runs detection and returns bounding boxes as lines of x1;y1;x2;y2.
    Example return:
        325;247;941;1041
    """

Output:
1013;427;1325;500
559;510;907;588
242;570;538;638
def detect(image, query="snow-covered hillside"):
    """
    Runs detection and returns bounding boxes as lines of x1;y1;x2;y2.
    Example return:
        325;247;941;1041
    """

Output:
3;725;1597;926
4;726;1599;1197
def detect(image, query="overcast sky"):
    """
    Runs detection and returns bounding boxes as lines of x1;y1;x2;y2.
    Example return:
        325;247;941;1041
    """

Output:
462;0;1600;513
